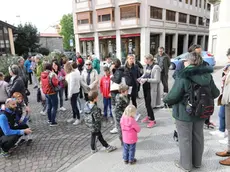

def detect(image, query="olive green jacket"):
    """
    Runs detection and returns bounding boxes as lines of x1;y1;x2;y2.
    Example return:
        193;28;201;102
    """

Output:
163;66;220;122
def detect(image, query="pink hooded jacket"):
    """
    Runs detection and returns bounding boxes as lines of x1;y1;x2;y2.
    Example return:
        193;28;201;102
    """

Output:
120;116;141;144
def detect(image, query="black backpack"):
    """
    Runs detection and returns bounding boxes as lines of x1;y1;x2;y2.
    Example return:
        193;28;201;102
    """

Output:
185;81;214;119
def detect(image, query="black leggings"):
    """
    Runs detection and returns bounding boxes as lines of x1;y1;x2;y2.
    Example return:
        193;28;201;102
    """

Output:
143;83;155;121
91;131;109;150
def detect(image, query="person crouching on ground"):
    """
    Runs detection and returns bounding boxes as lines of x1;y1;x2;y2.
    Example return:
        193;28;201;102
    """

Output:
83;91;117;154
115;84;129;145
120;104;141;165
0;98;32;157
12;92;32;146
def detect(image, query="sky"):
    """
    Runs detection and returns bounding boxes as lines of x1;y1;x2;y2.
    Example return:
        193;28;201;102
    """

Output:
0;0;72;33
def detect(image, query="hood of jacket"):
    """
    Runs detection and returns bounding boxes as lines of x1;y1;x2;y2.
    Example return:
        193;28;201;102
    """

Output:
84;102;96;113
120;116;134;131
41;71;49;80
178;65;213;86
0;80;6;87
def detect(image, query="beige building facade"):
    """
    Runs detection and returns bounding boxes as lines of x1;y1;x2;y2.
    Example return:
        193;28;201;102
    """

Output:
208;0;230;65
73;0;210;63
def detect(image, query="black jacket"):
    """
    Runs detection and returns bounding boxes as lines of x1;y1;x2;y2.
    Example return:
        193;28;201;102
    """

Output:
124;64;139;88
7;76;28;105
111;67;124;84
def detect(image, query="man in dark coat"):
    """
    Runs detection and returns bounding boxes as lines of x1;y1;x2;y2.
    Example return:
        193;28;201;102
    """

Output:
155;47;170;94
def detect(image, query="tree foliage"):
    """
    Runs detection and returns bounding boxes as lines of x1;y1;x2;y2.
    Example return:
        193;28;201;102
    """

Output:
39;47;50;56
14;23;40;56
59;14;74;51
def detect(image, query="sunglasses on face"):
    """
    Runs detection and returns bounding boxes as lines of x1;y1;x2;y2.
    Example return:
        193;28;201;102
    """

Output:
86;64;91;66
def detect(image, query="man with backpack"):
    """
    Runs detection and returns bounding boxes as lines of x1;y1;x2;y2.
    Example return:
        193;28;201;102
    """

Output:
163;52;219;172
40;63;59;127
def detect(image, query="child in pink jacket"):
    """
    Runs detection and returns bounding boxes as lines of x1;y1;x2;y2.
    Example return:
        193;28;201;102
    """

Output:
120;105;141;165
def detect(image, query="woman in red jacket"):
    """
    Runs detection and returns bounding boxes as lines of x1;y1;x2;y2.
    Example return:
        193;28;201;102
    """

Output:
41;63;59;126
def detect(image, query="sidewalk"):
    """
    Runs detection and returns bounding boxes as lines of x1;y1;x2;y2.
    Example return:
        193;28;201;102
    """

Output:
67;107;229;172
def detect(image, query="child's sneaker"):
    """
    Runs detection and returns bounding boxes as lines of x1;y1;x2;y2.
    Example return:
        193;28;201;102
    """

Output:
106;145;117;152
91;149;98;154
129;158;137;165
141;116;149;123
147;120;156;128
124;160;129;164
110;128;118;134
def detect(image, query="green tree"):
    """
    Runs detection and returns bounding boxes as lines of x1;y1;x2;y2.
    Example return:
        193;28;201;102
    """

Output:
60;14;74;51
14;23;40;55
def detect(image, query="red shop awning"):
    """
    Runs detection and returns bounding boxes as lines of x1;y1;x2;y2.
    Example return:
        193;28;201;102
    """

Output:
99;35;116;39
121;33;140;38
79;37;94;41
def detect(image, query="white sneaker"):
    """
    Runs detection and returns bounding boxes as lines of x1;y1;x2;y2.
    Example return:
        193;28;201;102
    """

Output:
73;119;80;125
60;107;66;111
210;130;225;138
110;128;118;134
67;118;75;123
219;138;228;145
40;111;46;116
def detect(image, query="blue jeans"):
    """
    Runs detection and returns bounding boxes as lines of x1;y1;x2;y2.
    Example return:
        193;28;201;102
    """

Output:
58;87;64;108
103;97;112;117
46;93;58;124
218;105;225;132
123;143;136;162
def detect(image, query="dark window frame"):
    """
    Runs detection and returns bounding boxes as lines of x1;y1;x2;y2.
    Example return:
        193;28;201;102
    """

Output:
189;15;197;25
179;13;187;23
166;10;176;22
150;6;163;20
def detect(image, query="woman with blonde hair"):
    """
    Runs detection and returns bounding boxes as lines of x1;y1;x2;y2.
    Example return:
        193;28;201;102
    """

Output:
64;62;81;125
120;104;141;164
137;54;161;128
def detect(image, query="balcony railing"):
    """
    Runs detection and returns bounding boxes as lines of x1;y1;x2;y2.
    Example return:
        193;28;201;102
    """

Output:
120;18;140;28
97;21;115;30
75;0;92;12
119;0;141;6
95;0;115;9
77;24;93;33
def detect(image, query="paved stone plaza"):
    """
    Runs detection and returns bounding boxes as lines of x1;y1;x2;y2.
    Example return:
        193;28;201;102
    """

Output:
0;69;228;172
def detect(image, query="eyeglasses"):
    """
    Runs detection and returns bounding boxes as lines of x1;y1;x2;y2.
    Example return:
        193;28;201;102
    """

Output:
86;64;91;66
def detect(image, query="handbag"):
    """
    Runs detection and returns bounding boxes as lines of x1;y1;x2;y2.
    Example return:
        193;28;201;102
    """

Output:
217;94;223;106
110;77;126;91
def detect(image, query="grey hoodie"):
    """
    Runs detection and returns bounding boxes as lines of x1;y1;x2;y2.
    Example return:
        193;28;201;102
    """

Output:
0;80;9;103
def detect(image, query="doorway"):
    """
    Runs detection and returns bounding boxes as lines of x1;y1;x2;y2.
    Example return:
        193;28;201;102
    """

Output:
150;34;160;56
177;35;184;55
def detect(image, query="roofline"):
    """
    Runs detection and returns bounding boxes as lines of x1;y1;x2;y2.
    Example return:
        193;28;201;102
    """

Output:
0;20;17;30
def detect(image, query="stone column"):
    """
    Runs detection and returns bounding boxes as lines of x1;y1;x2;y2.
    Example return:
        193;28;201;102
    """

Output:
183;34;189;53
141;27;150;64
94;32;100;59
75;34;80;54
173;33;178;57
116;30;121;60
82;41;86;56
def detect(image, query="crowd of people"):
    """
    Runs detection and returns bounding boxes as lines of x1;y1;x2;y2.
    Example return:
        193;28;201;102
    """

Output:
1;45;230;171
